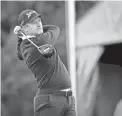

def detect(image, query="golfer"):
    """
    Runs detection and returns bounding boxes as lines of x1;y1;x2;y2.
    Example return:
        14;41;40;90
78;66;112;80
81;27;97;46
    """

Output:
14;9;76;116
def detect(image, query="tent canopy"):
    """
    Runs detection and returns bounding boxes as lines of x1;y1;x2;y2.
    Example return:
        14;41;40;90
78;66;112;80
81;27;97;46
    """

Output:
76;1;122;47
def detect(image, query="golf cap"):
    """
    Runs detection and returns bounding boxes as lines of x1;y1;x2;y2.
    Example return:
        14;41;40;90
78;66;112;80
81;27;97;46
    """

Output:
18;9;42;26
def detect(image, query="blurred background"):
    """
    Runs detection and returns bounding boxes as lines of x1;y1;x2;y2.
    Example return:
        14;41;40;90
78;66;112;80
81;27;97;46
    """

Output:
1;1;68;116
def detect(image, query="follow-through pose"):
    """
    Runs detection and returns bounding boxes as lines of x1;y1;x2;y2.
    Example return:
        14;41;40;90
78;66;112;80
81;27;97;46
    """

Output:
14;9;76;116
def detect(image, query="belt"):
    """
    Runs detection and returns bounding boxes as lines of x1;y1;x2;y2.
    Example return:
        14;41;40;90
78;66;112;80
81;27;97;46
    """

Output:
50;89;72;96
38;88;72;96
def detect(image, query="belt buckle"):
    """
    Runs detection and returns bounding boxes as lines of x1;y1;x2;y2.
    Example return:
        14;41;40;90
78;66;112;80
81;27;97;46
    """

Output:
60;88;71;96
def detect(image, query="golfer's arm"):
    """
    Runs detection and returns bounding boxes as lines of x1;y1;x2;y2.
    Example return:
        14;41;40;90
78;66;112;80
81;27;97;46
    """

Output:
42;25;60;45
33;25;60;46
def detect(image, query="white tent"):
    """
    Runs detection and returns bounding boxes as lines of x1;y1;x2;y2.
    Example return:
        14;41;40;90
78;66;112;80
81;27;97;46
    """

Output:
76;1;122;47
76;1;122;116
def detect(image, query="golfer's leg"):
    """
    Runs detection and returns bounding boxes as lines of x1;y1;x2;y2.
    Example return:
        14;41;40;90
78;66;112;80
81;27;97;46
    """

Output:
34;94;61;116
64;96;76;116
64;108;76;116
35;94;68;116
36;105;61;116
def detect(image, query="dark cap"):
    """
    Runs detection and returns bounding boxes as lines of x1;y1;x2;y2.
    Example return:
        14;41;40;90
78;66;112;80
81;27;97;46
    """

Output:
18;9;42;26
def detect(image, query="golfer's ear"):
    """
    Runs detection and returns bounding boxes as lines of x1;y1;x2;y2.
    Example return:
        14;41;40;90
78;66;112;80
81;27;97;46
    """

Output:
22;25;27;33
23;24;28;30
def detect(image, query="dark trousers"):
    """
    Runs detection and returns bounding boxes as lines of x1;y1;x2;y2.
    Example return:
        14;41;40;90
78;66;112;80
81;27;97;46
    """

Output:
34;93;76;116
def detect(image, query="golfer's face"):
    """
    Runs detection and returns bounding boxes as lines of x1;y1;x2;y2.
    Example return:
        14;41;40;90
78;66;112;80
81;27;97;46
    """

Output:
26;17;43;35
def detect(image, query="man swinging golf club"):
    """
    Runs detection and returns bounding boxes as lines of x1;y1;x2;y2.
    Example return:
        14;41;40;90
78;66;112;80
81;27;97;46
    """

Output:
14;9;76;116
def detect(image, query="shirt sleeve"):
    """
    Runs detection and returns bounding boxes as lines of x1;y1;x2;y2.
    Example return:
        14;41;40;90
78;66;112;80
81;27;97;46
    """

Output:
35;25;60;46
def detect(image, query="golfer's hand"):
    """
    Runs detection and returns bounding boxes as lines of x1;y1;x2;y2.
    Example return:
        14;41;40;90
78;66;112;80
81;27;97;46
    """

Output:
38;44;55;58
14;26;26;40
